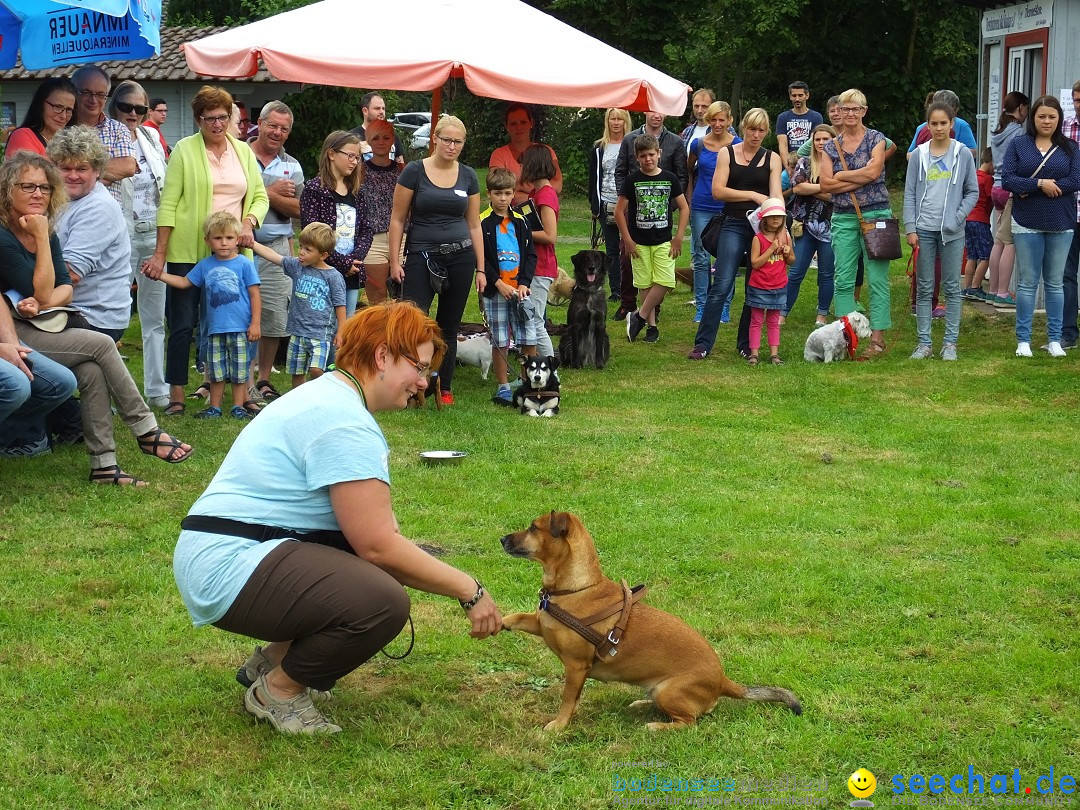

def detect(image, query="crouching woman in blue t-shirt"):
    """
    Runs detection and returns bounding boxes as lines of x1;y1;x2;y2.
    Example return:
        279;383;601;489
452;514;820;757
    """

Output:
173;301;503;735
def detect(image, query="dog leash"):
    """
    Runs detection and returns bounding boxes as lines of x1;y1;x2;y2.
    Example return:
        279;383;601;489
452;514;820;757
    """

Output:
539;580;648;660
477;289;523;384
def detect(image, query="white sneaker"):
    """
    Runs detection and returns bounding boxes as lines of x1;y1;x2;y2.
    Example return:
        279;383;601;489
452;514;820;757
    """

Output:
1047;341;1067;357
1015;342;1032;357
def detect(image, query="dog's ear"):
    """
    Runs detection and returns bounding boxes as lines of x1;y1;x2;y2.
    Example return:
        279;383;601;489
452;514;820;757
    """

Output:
571;251;583;271
549;511;570;539
547;355;559;370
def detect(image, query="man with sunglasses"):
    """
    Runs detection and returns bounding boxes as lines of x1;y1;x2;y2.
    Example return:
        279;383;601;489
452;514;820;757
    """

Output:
248;101;306;403
71;66;135;203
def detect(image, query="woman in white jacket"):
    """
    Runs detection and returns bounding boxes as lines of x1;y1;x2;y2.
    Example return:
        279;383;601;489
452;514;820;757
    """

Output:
109;81;170;406
903;102;979;361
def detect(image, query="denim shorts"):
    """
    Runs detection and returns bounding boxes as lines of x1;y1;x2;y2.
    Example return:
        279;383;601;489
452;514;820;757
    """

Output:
964;221;992;262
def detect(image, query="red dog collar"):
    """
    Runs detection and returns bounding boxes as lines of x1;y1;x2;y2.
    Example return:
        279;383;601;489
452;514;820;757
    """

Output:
840;315;859;360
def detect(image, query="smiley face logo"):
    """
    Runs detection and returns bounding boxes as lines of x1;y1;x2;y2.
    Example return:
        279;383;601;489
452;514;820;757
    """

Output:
848;768;877;799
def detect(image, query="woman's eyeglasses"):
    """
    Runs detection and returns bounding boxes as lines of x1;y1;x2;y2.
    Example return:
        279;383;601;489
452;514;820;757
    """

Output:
115;101;149;115
44;100;74;116
15;183;52;195
199;114;231;125
401;354;432;376
333;149;362;163
436;136;465;147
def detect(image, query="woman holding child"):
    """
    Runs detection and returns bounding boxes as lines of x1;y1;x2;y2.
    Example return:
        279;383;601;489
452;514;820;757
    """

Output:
819;89;892;359
299;130;373;317
0;152;193;485
140;85;268;415
389;115;484;407
173;300;502;735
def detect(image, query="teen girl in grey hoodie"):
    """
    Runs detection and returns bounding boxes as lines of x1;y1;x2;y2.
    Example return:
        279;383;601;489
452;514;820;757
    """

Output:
904;102;979;360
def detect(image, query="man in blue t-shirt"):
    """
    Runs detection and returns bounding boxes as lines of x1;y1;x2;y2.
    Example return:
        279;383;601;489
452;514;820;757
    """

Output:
776;81;823;168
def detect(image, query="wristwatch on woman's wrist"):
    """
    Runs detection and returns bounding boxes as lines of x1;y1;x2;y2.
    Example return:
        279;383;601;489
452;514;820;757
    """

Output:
459;580;485;611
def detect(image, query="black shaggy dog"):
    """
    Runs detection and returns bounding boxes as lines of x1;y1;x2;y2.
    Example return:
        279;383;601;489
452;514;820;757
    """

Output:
558;250;610;369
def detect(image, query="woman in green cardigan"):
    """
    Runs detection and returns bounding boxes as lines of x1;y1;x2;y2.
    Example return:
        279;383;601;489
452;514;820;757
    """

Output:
140;85;269;415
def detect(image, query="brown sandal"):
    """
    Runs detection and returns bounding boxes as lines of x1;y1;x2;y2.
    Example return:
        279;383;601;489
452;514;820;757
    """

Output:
138;429;194;463
859;341;886;361
90;465;147;487
747;354;759;366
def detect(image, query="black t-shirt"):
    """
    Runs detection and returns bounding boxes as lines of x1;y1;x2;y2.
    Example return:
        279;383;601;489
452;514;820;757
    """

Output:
618;169;684;246
397;160;479;251
329;189;361;290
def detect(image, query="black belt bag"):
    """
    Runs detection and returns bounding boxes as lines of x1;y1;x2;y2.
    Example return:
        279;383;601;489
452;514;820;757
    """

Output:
180;515;354;555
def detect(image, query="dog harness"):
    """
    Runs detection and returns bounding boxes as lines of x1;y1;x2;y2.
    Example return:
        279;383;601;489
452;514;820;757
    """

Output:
538;580;648;660
840;315;860;360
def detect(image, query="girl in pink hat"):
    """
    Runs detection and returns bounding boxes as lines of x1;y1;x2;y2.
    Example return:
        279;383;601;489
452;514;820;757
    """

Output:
747;198;795;364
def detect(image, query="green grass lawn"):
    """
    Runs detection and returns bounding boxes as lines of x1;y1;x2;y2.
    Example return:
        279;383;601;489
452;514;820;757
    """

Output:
1;191;1078;809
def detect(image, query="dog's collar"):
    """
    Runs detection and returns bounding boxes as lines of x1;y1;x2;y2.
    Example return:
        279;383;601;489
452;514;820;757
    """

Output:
840;315;859;360
538;581;648;661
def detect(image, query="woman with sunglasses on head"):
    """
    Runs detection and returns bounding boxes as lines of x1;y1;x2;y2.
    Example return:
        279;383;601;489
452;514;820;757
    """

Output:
108;80;171;408
389;116;484;407
4;77;77;158
140;85;268;416
172;300;502;735
299;131;373;318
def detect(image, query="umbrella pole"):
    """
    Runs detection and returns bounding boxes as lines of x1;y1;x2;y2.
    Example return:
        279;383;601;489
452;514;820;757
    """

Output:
428;86;443;155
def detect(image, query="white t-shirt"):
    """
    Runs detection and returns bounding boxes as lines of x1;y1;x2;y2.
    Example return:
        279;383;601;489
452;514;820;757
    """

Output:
173;374;391;626
600;142;621;205
131;139;161;223
685;124;708;155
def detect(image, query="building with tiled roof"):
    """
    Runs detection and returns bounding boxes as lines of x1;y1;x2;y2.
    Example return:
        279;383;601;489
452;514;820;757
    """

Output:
0;24;300;143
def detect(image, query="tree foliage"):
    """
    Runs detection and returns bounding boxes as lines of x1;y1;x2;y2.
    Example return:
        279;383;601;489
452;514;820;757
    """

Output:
168;0;980;187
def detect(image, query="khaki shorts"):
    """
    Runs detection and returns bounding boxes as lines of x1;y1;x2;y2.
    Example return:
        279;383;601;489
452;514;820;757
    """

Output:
363;231;391;265
994;197;1014;246
256;235;293;337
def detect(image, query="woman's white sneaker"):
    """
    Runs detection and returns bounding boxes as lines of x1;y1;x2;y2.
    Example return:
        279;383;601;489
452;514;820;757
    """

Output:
1015;342;1032;357
1046;341;1067;357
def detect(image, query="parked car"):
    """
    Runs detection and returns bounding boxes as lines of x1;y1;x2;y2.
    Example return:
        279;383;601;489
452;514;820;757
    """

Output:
411;123;432;151
391;112;431;132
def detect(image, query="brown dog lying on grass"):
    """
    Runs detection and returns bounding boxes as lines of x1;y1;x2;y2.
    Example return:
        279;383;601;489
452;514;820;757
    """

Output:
500;511;802;731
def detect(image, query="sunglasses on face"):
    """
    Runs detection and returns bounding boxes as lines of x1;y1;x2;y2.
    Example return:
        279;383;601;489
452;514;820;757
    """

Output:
115;101;149;115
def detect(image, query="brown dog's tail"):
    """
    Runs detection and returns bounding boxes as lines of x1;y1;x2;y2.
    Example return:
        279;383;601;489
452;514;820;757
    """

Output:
721;679;803;715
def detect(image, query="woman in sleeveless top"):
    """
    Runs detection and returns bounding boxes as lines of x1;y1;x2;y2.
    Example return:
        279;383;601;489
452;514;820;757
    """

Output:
688;108;783;360
820;88;892;358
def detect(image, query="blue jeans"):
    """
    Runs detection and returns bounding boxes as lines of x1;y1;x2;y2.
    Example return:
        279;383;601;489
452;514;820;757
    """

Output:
693;217;754;353
0;345;78;447
601;216;621;296
690;208;718;311
914;230;963;346
1013;229;1071;343
1062;221;1080;344
785;233;834;318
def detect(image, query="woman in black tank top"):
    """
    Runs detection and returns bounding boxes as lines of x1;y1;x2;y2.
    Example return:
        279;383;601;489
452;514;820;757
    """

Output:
689;108;783;359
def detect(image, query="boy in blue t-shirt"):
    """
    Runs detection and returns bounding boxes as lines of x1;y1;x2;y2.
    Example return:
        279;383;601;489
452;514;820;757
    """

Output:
156;212;261;420
251;222;347;389
478;168;537;405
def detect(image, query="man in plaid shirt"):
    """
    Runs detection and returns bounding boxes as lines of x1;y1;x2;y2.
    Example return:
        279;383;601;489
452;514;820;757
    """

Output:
72;66;136;204
1062;80;1080;349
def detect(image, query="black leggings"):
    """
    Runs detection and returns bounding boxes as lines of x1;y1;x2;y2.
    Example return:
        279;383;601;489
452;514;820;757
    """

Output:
214;541;410;692
401;246;476;392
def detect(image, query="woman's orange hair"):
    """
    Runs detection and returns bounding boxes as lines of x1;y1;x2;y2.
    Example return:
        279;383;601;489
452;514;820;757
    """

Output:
335;301;447;378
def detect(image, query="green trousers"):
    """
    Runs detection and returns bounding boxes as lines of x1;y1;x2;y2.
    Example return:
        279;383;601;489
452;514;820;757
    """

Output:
831;210;893;330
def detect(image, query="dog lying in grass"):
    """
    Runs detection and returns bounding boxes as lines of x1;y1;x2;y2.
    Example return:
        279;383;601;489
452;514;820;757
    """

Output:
501;511;802;730
513;357;560;417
